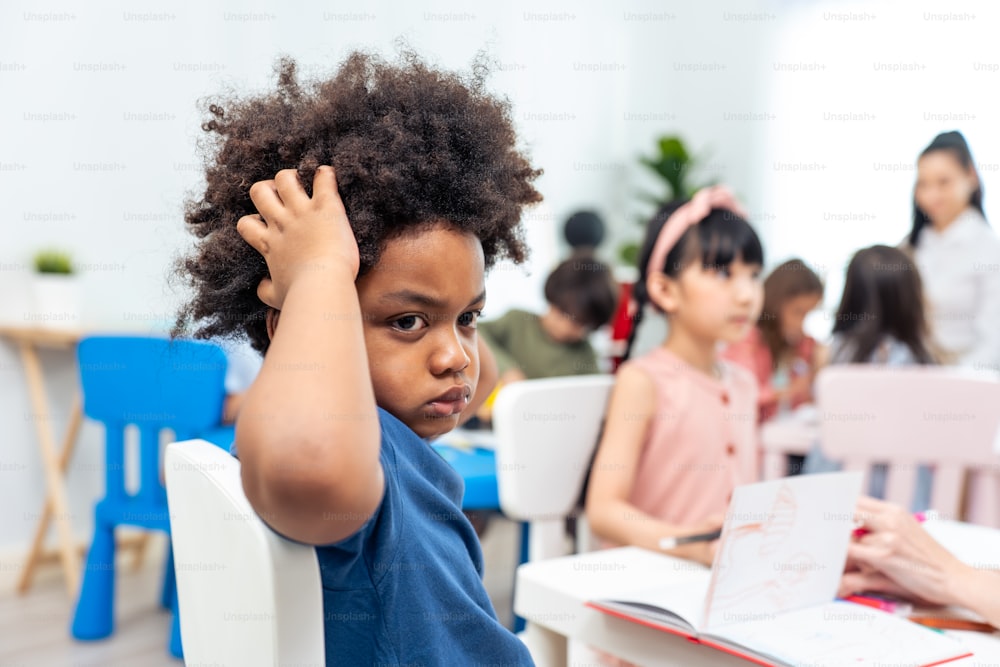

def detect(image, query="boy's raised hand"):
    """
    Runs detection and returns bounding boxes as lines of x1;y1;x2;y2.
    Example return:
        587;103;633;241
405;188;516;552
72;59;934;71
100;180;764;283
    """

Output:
237;166;359;309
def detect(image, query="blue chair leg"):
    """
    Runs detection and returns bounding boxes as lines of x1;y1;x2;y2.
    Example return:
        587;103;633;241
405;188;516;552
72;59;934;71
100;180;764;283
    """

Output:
169;586;183;659
513;521;530;633
161;540;175;610
71;524;116;640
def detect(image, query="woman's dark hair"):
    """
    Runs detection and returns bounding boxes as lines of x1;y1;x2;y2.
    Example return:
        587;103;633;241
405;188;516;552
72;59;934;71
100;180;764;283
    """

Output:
622;200;764;361
909;130;985;247
832;245;935;364
543;255;618;330
173;51;542;353
758;259;824;370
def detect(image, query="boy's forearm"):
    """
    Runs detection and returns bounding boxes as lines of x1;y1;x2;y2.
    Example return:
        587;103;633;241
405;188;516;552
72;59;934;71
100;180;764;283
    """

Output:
237;267;382;543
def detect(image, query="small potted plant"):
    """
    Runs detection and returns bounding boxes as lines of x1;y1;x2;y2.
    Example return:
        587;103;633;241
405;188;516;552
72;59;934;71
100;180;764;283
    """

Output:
32;249;80;328
618;135;716;266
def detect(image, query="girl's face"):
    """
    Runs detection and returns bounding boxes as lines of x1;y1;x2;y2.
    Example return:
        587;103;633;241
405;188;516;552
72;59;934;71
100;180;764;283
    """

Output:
650;258;763;344
915;151;978;226
355;225;485;440
780;293;822;346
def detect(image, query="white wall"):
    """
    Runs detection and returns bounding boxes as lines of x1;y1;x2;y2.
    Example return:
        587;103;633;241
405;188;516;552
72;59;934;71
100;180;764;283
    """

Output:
0;0;777;552
761;0;1000;339
6;0;988;552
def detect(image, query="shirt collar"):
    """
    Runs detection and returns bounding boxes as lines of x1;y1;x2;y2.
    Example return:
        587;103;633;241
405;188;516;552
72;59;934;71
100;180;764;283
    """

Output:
923;207;985;245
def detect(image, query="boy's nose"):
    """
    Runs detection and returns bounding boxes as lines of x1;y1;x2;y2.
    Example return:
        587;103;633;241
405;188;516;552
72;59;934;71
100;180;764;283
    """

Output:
430;329;471;375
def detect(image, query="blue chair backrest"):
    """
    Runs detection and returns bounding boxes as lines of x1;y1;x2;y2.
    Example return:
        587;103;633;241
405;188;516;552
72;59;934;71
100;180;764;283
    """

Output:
78;336;228;515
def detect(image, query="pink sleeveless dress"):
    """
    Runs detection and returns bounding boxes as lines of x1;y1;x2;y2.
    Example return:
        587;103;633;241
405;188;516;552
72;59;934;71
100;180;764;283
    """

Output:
623;346;760;529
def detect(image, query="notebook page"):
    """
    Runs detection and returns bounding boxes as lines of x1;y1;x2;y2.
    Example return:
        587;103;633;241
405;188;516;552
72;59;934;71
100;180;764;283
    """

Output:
598;573;711;631
703;472;863;630
708;600;970;667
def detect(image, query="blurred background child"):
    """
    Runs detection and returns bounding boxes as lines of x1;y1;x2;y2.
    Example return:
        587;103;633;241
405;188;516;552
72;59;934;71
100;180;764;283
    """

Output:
722;258;824;425
805;245;937;510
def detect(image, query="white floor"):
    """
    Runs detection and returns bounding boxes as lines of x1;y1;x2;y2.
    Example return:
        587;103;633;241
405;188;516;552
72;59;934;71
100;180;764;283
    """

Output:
0;516;523;666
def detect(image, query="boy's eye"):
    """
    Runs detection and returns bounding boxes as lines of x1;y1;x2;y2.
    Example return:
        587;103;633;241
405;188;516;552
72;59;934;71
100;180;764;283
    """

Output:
458;310;482;328
392;315;427;332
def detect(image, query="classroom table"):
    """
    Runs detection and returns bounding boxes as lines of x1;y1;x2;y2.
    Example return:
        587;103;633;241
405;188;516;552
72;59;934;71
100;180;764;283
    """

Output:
514;520;1000;667
0;324;86;596
760;410;819;480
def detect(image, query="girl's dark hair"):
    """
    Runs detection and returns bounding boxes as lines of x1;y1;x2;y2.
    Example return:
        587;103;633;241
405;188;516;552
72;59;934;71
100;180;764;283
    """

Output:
173;51;542;353
622;199;764;362
832;245;935;364
758;259;824;370
909;130;986;247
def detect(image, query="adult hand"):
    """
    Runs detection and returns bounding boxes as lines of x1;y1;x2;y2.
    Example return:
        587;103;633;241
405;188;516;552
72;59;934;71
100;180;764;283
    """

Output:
838;496;964;606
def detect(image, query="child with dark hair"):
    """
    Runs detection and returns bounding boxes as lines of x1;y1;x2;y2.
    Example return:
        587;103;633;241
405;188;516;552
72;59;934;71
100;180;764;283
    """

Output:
585;187;764;566
829;245;936;365
174;52;539;666
478;256;618;387
805;245;937;509
722;258;824;423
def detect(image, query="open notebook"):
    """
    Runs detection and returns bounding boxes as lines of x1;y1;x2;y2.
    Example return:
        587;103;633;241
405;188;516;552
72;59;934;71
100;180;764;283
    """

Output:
587;472;972;667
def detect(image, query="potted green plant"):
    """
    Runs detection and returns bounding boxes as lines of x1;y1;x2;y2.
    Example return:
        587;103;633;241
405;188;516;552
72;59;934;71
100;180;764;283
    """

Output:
31;249;80;328
618;135;716;267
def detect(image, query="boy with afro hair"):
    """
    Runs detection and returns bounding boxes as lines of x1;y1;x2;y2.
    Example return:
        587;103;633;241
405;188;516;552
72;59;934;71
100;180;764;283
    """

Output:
175;51;540;665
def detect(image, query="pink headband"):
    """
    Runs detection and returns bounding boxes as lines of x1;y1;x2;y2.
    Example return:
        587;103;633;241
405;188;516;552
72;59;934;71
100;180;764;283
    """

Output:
645;185;749;278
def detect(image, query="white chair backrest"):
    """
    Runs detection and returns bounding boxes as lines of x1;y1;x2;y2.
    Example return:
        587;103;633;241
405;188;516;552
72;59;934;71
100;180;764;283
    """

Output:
493;375;613;561
817;365;1000;521
165;440;325;666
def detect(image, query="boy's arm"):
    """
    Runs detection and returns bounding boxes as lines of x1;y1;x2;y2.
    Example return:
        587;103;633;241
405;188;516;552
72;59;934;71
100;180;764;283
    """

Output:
235;167;383;546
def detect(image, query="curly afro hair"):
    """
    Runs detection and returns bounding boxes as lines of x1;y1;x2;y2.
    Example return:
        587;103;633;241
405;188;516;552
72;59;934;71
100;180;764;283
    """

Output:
174;50;543;353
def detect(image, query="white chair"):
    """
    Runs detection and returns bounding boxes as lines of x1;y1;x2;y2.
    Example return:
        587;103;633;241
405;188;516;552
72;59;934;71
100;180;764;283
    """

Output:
164;439;325;666
493;375;614;666
493;375;615;560
815;365;1000;524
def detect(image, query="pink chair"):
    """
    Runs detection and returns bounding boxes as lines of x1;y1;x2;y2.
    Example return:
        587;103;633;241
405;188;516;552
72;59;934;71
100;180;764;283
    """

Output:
815;365;1000;525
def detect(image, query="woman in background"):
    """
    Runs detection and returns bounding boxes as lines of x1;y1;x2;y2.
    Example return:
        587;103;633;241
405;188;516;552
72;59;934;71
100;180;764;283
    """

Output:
906;130;1000;369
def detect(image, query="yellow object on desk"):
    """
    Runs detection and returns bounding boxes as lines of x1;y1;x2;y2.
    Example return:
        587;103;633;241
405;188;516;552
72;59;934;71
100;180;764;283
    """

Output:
475;381;504;422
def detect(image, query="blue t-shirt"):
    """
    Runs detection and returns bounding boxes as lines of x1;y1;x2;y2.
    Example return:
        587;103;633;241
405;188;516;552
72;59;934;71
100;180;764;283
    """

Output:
240;408;533;666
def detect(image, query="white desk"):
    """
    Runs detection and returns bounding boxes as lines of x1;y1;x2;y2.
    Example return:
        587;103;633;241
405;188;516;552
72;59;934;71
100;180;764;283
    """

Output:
515;521;1000;667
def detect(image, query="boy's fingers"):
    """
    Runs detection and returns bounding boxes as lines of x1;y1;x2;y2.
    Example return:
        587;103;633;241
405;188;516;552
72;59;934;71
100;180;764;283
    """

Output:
273;169;304;208
311;165;347;214
236;214;269;255
249;179;284;228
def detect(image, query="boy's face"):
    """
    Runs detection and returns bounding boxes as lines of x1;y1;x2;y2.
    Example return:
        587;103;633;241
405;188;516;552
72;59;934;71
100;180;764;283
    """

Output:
355;224;485;440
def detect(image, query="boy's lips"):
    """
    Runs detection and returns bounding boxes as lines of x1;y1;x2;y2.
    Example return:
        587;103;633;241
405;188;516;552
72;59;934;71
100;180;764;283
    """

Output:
427;386;471;417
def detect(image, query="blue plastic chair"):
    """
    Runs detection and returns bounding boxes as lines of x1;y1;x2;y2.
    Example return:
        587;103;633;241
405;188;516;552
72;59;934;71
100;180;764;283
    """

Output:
70;336;227;659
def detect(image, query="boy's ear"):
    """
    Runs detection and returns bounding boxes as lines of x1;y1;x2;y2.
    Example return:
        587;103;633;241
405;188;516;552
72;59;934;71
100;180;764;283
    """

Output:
265;308;281;340
646;272;679;314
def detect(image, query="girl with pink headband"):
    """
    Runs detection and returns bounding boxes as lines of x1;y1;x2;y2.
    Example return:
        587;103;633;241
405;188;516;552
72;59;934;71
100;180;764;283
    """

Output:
586;186;766;566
